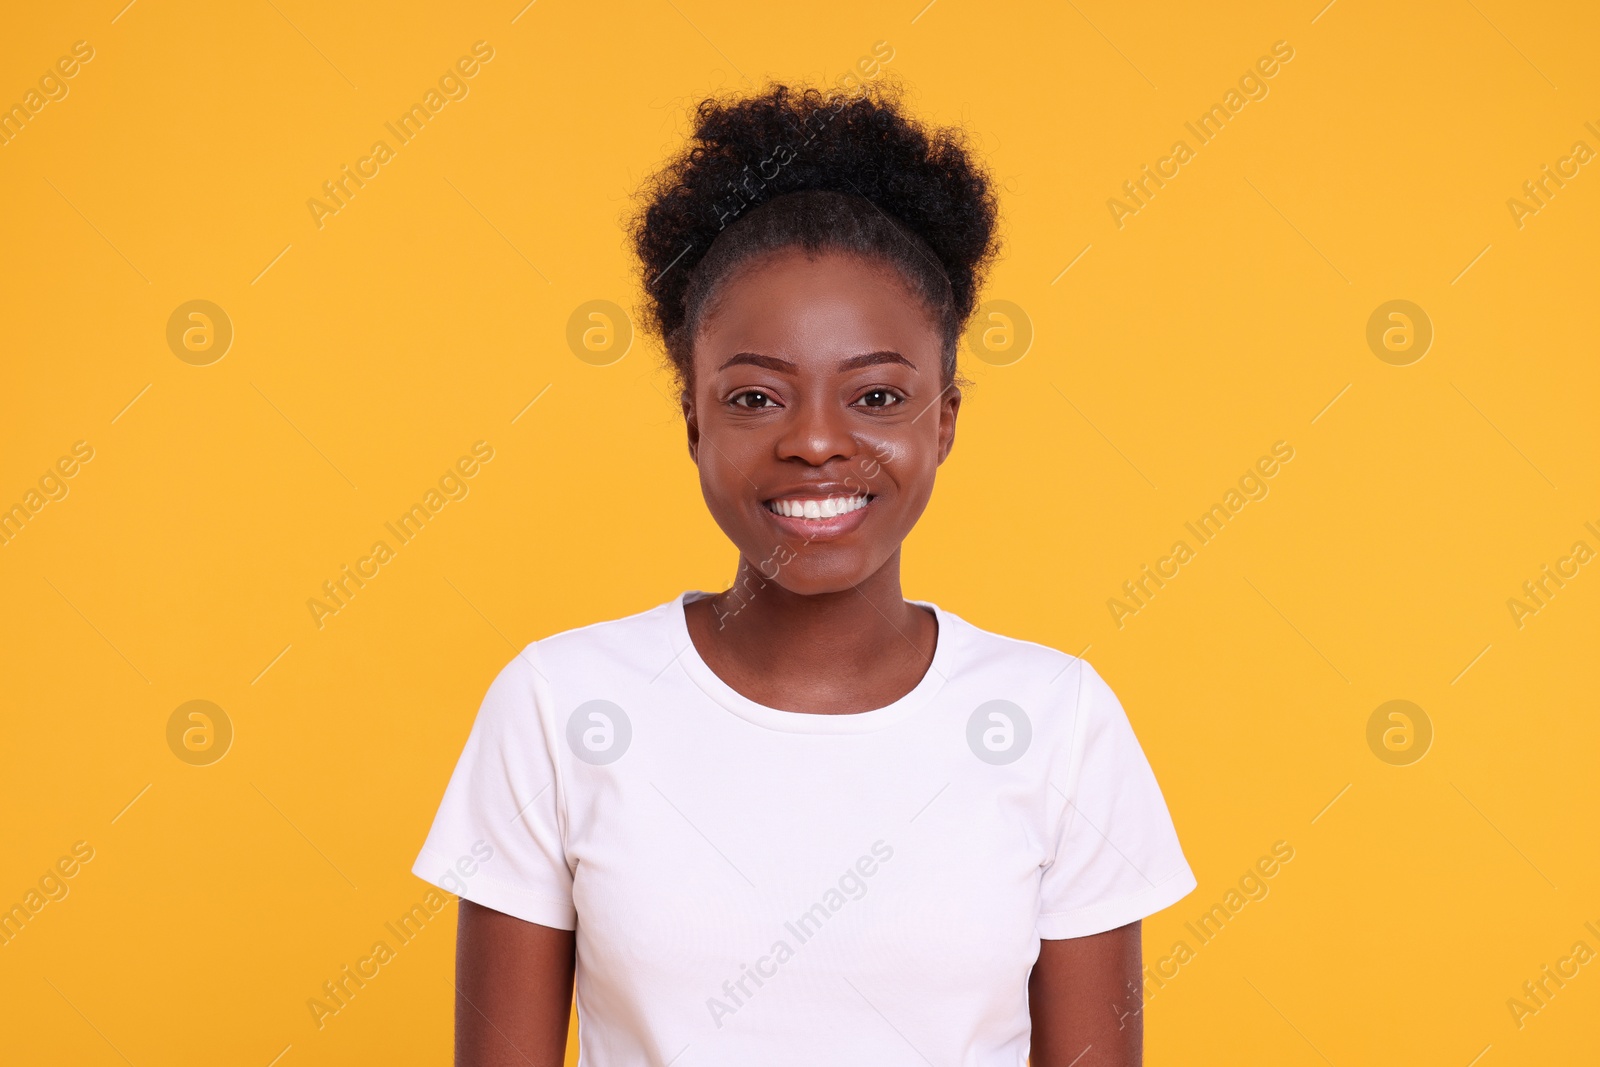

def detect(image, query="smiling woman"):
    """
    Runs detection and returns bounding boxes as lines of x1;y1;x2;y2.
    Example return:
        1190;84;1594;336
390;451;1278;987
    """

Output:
412;82;1196;1067
682;245;955;606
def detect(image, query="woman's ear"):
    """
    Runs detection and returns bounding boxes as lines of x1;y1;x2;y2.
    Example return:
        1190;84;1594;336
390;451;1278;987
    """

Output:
936;384;962;465
681;388;700;464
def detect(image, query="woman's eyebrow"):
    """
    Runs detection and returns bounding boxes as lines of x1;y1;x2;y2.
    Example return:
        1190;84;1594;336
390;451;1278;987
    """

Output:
837;350;915;372
718;353;797;373
716;351;916;373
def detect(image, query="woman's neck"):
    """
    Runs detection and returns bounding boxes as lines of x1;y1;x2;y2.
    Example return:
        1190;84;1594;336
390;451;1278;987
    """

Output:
684;551;938;715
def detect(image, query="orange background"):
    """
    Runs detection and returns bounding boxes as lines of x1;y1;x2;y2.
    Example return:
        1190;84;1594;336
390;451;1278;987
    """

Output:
1;1;1596;1064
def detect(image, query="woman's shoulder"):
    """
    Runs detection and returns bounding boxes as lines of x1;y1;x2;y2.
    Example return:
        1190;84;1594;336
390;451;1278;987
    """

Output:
487;593;680;682
934;602;1106;690
531;595;680;656
932;605;1136;777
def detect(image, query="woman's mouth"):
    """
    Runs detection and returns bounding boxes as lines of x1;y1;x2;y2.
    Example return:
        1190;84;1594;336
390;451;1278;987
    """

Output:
764;494;872;519
761;493;875;540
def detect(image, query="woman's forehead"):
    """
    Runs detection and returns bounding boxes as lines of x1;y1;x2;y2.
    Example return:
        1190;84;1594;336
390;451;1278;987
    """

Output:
693;250;942;362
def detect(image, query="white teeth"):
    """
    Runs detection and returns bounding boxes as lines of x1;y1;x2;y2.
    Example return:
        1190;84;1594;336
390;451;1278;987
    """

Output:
767;495;870;520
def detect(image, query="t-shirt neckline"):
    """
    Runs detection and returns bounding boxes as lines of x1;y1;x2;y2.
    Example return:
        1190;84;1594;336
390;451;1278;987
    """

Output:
666;589;952;734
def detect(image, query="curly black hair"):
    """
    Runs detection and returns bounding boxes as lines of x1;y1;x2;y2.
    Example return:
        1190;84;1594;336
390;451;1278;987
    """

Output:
629;81;999;389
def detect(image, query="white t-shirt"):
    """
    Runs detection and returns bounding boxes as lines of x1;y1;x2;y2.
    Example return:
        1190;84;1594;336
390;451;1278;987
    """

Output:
413;591;1195;1066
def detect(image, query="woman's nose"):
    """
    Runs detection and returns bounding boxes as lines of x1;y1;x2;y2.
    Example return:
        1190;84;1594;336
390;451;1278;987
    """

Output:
775;397;856;466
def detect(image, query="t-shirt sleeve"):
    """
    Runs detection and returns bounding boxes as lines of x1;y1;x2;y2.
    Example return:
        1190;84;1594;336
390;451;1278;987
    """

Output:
411;645;576;930
1037;659;1196;939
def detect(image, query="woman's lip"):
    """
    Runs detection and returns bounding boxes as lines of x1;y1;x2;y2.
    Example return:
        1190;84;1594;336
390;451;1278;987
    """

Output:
761;496;874;541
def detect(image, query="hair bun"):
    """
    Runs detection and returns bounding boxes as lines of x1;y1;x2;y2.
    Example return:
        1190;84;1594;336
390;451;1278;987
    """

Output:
630;82;999;383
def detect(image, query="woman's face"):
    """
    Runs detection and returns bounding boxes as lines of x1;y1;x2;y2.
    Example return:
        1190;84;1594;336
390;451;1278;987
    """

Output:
684;248;960;595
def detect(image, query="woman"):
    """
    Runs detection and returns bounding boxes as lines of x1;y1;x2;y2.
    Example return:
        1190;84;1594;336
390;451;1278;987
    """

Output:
414;83;1195;1066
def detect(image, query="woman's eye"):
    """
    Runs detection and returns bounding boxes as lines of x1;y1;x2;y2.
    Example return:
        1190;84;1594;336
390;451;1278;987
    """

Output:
731;390;776;409
855;388;904;408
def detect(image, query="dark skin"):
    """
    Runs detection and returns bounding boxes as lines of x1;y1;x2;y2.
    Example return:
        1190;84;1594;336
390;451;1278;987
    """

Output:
455;248;1143;1066
455;901;573;1067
